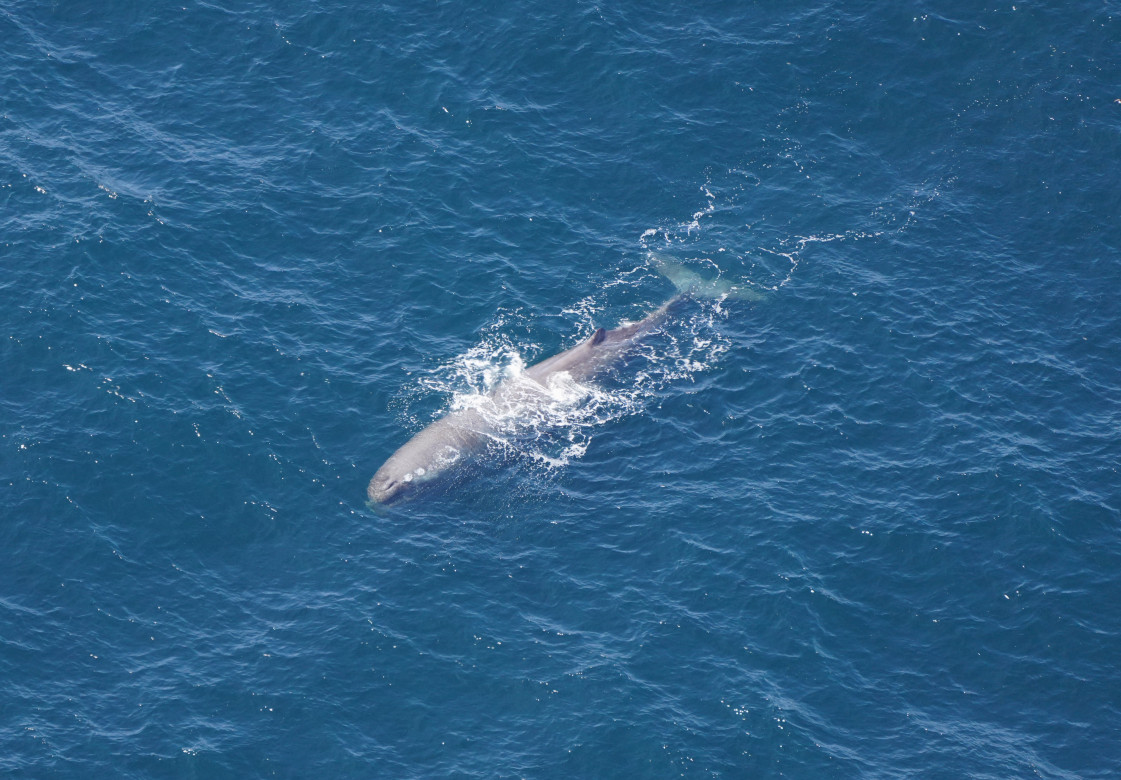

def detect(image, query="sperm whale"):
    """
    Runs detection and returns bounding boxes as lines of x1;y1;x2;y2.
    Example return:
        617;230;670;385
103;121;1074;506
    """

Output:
366;257;758;505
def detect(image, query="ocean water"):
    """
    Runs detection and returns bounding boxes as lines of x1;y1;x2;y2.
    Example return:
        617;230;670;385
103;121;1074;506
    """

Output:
3;0;1120;776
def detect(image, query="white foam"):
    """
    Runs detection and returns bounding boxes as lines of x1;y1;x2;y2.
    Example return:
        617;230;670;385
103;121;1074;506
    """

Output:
404;297;728;474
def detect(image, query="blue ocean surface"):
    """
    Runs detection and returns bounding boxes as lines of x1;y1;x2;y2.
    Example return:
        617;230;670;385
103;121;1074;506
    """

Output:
3;0;1120;776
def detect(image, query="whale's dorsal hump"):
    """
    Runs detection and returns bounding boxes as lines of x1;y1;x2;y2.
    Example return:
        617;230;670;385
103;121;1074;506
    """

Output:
590;327;606;346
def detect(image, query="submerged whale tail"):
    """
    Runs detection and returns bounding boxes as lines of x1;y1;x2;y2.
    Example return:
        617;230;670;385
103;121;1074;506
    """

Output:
650;253;765;302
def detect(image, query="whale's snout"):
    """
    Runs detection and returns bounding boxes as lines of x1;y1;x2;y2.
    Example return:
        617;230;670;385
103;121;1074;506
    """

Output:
367;471;409;505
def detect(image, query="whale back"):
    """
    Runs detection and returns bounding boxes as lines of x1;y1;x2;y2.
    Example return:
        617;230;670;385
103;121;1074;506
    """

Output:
523;299;680;385
523;328;609;383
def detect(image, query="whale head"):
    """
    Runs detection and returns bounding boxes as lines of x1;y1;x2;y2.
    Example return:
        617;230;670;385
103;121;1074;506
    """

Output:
367;455;436;505
366;428;467;506
366;465;414;505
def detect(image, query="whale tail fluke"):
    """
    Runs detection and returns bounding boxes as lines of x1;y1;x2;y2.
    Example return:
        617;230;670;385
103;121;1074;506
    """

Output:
649;254;766;302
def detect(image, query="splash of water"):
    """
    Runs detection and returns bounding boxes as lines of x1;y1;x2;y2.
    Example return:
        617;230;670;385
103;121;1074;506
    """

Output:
401;292;728;478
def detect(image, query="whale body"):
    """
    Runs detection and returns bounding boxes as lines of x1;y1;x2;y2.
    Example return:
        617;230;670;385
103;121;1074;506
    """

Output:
366;299;678;505
366;257;759;506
